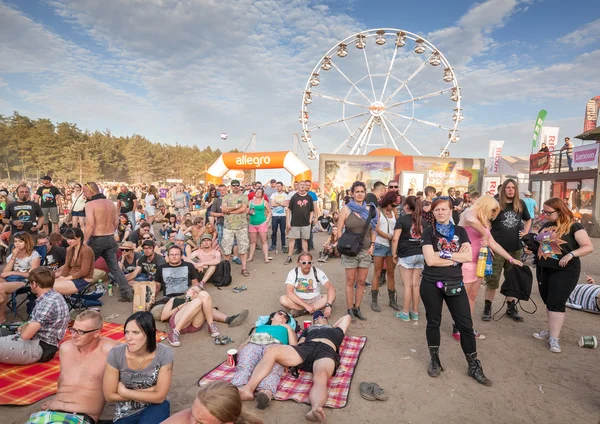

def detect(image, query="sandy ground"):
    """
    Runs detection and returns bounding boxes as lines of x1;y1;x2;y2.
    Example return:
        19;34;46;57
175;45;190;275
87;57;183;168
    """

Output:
3;233;600;424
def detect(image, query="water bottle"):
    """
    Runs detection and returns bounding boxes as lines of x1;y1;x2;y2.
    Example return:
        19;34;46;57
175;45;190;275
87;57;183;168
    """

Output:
107;282;113;296
485;248;494;276
476;247;488;278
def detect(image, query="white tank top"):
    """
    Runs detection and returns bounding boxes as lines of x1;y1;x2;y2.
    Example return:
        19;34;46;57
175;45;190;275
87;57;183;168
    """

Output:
375;209;396;246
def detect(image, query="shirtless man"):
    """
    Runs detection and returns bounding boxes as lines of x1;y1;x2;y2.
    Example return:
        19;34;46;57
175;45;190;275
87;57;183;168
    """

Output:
189;217;205;249
27;310;119;424
186;234;222;287
82;182;133;301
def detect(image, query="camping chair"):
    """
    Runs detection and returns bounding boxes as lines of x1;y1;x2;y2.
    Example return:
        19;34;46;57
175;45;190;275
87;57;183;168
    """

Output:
64;282;100;312
8;244;47;319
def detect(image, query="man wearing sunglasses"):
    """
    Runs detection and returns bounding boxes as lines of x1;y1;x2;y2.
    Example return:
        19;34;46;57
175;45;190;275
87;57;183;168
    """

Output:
280;252;335;318
220;180;250;277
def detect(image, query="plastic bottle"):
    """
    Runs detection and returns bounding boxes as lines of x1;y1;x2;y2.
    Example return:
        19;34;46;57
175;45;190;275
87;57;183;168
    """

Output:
107;282;113;296
485;248;494;276
95;279;104;293
476;247;488;278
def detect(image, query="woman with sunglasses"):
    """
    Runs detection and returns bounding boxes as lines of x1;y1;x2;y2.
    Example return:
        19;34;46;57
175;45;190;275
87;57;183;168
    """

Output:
457;195;523;341
52;227;95;296
71;183;86;230
231;309;298;410
104;311;173;424
0;232;41;324
421;197;492;386
533;198;593;353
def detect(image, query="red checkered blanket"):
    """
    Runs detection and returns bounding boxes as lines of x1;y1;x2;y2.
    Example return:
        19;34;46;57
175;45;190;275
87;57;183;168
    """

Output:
0;322;167;406
198;335;367;409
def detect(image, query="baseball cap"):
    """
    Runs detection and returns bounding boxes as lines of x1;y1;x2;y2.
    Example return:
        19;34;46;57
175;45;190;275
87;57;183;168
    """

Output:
312;310;326;321
142;240;155;247
231;179;240;186
174;234;186;241
525;191;532;196
119;241;136;250
270;179;276;183
41;176;52;181
201;234;213;241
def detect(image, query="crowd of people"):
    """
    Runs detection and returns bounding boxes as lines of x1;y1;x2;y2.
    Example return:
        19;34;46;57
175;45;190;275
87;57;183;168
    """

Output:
0;174;595;423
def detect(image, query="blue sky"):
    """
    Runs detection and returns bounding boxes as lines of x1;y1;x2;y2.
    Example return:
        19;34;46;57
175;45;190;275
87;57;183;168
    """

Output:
1;0;599;168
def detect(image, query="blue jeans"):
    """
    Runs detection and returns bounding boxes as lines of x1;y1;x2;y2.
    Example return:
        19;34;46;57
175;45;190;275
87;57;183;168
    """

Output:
124;211;136;227
271;216;286;248
87;235;132;298
114;400;170;424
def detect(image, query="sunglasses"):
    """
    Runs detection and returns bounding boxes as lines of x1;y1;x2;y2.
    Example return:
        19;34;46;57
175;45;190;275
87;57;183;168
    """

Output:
276;310;288;317
299;261;313;265
121;249;132;252
388;185;398;189
231;184;240;187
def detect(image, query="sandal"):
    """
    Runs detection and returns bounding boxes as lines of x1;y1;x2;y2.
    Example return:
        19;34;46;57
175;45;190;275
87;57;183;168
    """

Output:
214;336;235;345
359;382;376;401
370;383;388;401
256;391;271;410
241;269;250;277
233;286;247;293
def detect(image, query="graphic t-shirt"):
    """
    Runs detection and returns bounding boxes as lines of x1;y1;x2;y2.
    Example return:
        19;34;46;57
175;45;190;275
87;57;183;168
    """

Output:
123;252;142;274
36;186;62;208
222;193;249;230
421;225;470;282
270;192;288;217
490;200;531;252
155;262;198;296
284;266;328;300
4;201;44;233
137;254;166;280
159;188;168;199
45;246;66;271
117;191;137;213
288;193;314;227
395;214;423;258
318;215;332;231
536;222;584;271
6;250;41;272
107;344;174;421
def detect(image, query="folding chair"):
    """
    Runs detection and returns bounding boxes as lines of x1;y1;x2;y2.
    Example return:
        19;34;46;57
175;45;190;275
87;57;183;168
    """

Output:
64;283;98;312
8;244;47;319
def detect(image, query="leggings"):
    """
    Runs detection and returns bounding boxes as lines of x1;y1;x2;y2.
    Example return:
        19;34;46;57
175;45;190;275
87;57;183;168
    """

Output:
420;279;476;354
230;343;284;394
536;266;579;313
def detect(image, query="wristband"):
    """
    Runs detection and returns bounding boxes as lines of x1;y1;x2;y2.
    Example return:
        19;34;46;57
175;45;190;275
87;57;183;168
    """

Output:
569;252;575;258
325;303;332;308
370;242;375;246
509;258;514;264
440;251;453;260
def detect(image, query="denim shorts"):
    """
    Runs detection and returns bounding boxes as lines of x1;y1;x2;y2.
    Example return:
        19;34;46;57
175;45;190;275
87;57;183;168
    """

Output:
398;254;424;269
373;242;392;257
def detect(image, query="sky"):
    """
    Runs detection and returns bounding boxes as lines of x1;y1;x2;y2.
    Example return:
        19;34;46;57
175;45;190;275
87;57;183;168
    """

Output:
1;0;599;171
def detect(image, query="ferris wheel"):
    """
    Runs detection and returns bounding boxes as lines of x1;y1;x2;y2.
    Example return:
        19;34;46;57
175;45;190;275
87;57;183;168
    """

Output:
300;28;462;159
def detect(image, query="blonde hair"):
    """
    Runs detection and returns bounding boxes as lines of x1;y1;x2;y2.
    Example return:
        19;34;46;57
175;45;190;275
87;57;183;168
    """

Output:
76;310;103;329
473;195;500;226
197;381;262;424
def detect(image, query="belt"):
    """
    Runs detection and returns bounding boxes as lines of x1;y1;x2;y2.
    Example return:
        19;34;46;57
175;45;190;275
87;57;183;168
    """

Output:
54;410;96;424
89;235;114;238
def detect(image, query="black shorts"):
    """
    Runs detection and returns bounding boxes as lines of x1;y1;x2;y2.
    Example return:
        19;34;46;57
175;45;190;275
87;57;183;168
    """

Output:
292;341;340;375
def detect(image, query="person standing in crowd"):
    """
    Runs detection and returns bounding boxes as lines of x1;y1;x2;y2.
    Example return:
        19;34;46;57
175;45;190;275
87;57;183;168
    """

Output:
172;184;189;221
144;185;159;226
392;195;424;321
3;184;44;237
70;183;86;230
209;184;228;248
270;182;289;253
522;191;538;221
35;176;63;234
220;180;251;277
365;181;386;206
371;191;400;312
117;184;138;227
248;188;272;264
421;185;436;228
448;187;463;224
103;311;173;423
293;180;318;253
458;196;524;340
337;181;377;321
420;197;492;386
560;136;575;171
533;198;593;353
538;142;549;153
83;182;134;302
203;186;218;224
285;181;315;265
264;179;278;198
482;179;531;322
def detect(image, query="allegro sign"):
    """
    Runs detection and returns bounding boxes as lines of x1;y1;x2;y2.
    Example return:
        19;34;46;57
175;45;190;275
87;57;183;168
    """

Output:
235;155;272;167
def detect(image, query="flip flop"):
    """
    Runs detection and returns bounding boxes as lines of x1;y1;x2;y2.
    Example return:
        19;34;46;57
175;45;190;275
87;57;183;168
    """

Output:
370;383;389;401
359;382;376;401
256;391;271;410
233;286;247;293
241;269;250;277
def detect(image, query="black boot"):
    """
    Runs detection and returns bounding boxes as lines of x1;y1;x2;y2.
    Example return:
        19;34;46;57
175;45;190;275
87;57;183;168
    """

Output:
353;306;366;321
370;290;381;312
506;300;524;322
379;272;386;287
466;352;493;386
428;346;444;377
348;308;356;322
388;289;401;311
482;300;492;321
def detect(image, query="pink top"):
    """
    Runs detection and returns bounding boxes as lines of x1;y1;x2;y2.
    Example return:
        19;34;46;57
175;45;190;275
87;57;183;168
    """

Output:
464;225;491;263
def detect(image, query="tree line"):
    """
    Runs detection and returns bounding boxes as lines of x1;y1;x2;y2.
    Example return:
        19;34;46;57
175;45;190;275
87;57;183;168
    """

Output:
0;111;227;184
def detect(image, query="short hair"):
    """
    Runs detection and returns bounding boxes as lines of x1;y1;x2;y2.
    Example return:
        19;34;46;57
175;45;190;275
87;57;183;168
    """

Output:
351;181;366;193
276;181;283;186
76;310;103;329
85;182;99;194
124;311;157;353
37;232;49;241
372;181;385;190
297;251;313;262
192;217;204;225
168;245;183;255
447;187;455;193
217;184;226;189
471;191;480;199
49;233;63;245
140;222;151;229
29;267;55;289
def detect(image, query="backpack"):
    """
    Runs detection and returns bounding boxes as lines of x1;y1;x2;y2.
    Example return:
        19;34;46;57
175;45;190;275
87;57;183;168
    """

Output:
212;260;232;288
294;266;320;284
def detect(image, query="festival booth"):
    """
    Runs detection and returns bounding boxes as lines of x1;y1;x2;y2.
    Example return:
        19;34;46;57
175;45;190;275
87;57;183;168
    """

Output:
482;156;530;197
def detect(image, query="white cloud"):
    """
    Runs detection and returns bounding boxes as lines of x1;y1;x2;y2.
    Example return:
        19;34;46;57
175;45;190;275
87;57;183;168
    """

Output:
559;18;600;48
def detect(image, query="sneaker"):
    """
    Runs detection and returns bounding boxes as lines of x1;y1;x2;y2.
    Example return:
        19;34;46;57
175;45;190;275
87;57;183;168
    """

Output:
394;311;410;321
533;330;550;340
409;311;419;321
365;280;372;287
168;329;181;347
549;337;561;353
284;256;292;265
208;323;220;338
232;257;242;265
282;246;289;254
269;245;277;251
474;330;486;340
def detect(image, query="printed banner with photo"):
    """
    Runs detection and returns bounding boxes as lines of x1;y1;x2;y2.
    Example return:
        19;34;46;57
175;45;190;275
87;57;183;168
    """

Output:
411;157;484;194
319;154;395;195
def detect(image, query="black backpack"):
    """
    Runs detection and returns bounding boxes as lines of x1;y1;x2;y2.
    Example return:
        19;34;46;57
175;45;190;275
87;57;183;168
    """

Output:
295;266;320;284
212;260;232;288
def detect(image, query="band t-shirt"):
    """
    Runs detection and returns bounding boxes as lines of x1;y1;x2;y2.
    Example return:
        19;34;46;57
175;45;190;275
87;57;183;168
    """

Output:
137;254;166;281
36;186;62;208
123;252;142;274
155;262;198;296
395;214;423;258
288;193;314;227
490;200;531;252
536;222;584;271
421;225;470;282
4;200;44;234
46;246;66;271
117;191;137;213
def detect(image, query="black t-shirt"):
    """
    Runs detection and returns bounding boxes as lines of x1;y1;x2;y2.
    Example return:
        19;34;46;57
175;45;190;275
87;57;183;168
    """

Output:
117;191;137;213
123;252;142;274
365;193;378;206
137;254;166;281
395;214;423;258
45;246;66;270
536;222;584;271
36;185;62;208
318;216;332;230
450;197;462;223
4;201;44;234
490;200;531;252
300;325;345;350
154;262;198;296
421;225;470;282
288;193;314;227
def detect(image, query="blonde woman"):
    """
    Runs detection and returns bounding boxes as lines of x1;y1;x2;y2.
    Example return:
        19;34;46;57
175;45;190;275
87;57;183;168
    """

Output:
458;195;524;340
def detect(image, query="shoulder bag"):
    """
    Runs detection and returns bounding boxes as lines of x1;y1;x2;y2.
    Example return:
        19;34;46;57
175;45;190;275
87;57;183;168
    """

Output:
338;207;375;257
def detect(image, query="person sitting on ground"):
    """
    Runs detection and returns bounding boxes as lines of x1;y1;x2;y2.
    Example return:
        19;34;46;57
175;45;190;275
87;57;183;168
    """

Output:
160;215;179;239
128;221;153;248
134;231;156;254
239;312;351;422
119;241;142;278
28;310;119;424
0;231;42;324
279;252;335;318
202;222;219;250
0;267;69;364
186;234;222;288
188;217;205;250
174;234;192;258
37;232;66;272
115;214;133;242
103;311;173;424
163;381;262;424
314;210;332;233
567;275;600;313
53;227;96;296
318;225;340;263
231;310;298;410
161;286;220;346
126;240;166;285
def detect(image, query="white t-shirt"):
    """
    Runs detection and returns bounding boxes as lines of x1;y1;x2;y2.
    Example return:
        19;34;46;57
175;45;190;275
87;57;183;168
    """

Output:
271;191;288;217
285;266;329;300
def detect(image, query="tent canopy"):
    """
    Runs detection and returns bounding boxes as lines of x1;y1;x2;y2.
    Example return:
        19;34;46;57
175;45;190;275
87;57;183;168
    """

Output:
575;126;600;141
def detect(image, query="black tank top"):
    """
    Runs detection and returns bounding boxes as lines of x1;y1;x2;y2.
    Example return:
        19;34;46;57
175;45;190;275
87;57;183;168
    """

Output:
301;325;344;350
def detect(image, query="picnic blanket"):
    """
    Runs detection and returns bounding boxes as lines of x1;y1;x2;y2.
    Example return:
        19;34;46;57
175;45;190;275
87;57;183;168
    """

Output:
198;335;367;409
0;322;167;406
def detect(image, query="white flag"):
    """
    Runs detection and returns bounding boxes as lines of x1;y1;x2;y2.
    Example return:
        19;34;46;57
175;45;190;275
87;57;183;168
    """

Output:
487;140;504;174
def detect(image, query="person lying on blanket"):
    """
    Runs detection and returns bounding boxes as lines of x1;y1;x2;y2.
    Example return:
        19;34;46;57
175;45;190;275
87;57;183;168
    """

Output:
26;310;119;424
0;267;69;365
239;311;351;423
231;310;299;410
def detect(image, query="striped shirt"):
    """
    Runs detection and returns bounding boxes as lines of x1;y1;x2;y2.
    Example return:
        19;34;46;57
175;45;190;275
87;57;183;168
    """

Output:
568;284;600;313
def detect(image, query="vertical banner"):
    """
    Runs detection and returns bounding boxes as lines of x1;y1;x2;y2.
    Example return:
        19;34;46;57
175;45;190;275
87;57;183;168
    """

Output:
583;96;600;132
540;126;560;168
531;109;547;152
487;140;504;174
482;176;502;197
